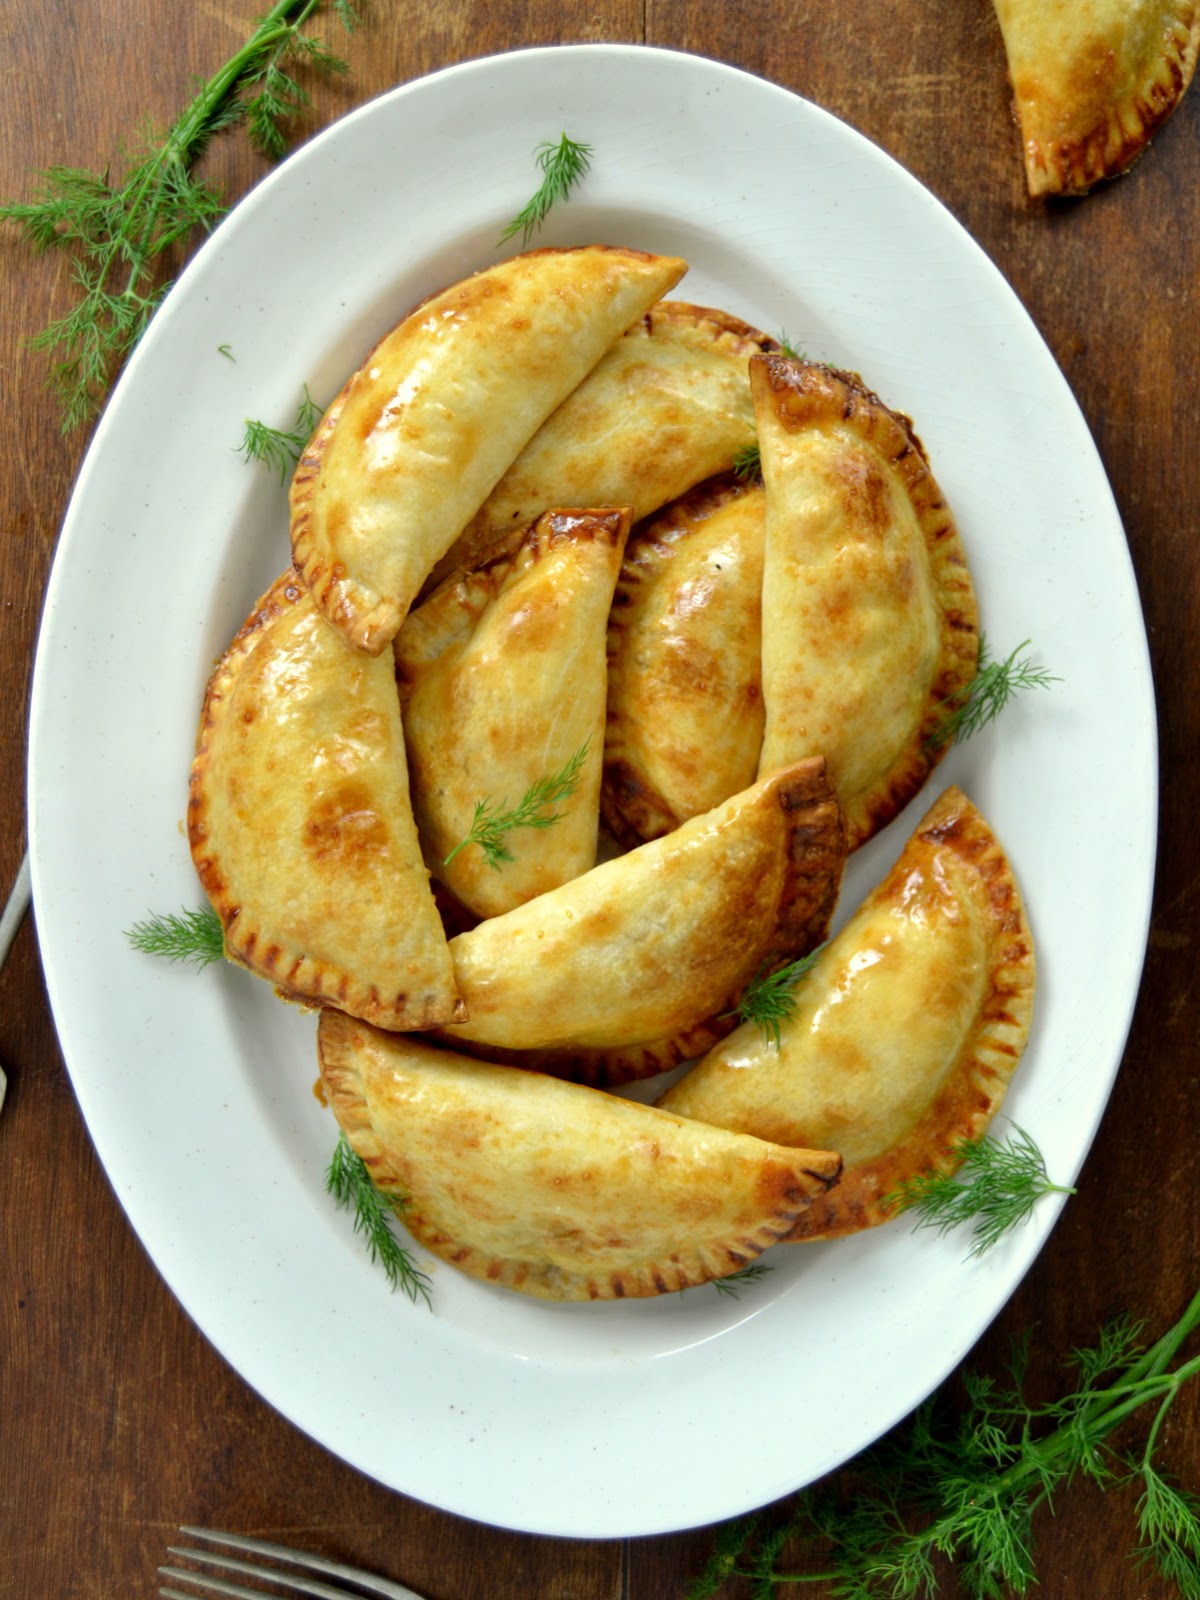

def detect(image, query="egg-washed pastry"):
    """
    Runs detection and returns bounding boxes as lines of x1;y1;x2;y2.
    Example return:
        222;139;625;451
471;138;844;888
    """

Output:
432;759;846;1079
188;573;462;1030
603;474;766;849
750;355;978;850
992;0;1200;196
423;302;777;593
318;1014;843;1301
658;787;1035;1242
396;506;632;920
290;245;687;656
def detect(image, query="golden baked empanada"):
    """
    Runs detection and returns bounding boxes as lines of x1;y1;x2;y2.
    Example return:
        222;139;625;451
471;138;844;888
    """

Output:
318;1012;843;1301
603;474;765;848
992;0;1200;196
751;356;978;850
188;573;462;1030
434;760;846;1072
425;302;777;591
291;245;687;656
395;506;631;920
658;787;1035;1242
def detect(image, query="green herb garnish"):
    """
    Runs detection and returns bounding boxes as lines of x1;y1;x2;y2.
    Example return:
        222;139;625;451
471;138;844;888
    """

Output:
728;946;825;1050
712;1262;773;1299
688;1283;1200;1598
125;905;225;967
443;741;590;872
500;133;593;248
731;438;762;482
886;1123;1075;1259
0;0;359;432
929;636;1058;750
325;1132;432;1305
239;384;323;480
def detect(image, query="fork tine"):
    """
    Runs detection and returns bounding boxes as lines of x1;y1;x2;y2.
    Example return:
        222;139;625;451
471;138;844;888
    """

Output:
160;1552;352;1600
164;1528;425;1600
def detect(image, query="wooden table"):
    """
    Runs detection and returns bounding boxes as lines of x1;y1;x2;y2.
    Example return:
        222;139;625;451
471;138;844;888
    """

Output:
1;4;1196;1596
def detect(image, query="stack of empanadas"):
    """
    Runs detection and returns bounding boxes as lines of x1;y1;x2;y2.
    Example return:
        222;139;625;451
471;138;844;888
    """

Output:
188;243;1036;1303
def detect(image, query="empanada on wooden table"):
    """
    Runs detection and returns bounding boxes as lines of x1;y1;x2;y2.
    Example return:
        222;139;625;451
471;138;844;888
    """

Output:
432;757;846;1086
751;355;978;850
318;1014;842;1302
426;301;777;591
188;573;462;1030
290;245;686;656
396;505;631;920
992;0;1199;196
604;473;766;848
658;787;1035;1242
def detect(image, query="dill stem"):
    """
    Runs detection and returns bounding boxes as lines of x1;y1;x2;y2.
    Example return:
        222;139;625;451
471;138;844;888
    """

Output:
730;1285;1200;1588
115;0;325;302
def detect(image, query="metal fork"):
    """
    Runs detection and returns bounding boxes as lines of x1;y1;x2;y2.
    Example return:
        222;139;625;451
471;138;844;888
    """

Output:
159;1527;426;1600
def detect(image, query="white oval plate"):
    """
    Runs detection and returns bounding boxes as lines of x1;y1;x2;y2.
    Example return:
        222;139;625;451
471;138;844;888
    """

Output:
28;45;1156;1538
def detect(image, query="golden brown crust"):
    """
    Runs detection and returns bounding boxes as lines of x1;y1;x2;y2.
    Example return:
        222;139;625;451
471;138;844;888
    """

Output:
396;505;631;919
188;572;463;1030
659;786;1035;1242
431;757;846;1087
424;301;778;592
603;473;766;849
992;0;1200;196
289;246;686;655
318;1013;842;1301
751;355;979;851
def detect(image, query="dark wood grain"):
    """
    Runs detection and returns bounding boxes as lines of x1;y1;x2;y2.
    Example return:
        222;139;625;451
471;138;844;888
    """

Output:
1;3;1197;1597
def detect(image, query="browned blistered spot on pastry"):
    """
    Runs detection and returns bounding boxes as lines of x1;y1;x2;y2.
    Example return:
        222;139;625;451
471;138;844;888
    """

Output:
303;780;389;867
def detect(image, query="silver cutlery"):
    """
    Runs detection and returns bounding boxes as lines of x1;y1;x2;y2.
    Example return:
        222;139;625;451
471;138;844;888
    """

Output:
160;1526;426;1600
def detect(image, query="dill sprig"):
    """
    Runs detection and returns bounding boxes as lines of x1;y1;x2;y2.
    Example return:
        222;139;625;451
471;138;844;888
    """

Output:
712;1262;773;1299
499;133;593;248
0;0;359;432
732;437;762;482
886;1124;1075;1258
125;904;225;967
689;1282;1200;1598
929;636;1058;750
728;946;825;1050
442;741;590;872
239;384;324;481
325;1132;432;1306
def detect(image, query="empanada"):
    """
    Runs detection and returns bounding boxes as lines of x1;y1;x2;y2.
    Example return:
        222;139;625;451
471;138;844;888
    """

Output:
992;0;1200;196
603;474;766;848
395;506;631;920
658;787;1035;1242
433;759;846;1077
290;245;686;656
751;356;978;850
425;302;777;592
318;1013;843;1301
188;573;462;1030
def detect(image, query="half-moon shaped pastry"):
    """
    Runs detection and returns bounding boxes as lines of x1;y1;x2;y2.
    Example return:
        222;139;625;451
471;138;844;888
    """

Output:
395;506;632;920
658;787;1035;1242
992;0;1200;196
188;573;463;1030
434;759;846;1074
291;245;687;655
425;301;778;591
318;1013;843;1301
603;474;766;848
751;355;978;850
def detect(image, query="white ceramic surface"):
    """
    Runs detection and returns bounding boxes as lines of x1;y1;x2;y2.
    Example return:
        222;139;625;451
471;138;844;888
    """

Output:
28;45;1156;1538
